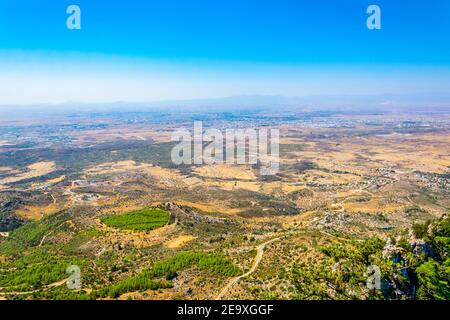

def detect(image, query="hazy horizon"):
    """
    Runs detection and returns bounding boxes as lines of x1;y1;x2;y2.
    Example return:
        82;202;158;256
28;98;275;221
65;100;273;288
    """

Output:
1;0;449;104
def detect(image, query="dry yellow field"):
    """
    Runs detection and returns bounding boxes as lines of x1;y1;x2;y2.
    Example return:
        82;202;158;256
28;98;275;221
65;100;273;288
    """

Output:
193;165;257;180
0;161;56;188
164;235;196;248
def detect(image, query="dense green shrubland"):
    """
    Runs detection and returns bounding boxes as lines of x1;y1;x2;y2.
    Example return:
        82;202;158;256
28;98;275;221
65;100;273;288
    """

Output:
101;208;169;231
100;251;239;298
0;247;85;291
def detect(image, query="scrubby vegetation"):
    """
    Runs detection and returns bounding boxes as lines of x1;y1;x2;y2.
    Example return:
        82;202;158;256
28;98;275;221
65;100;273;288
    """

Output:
0;210;71;255
151;251;239;277
0;247;85;292
290;215;450;300
290;238;389;299
0;210;91;296
101;251;239;298
412;217;450;300
101;208;169;231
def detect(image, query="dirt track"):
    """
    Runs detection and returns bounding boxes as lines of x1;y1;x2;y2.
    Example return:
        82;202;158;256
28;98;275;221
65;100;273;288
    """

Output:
214;237;280;300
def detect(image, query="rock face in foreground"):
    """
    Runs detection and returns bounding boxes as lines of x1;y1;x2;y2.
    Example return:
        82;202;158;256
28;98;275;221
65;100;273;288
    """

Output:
381;214;450;300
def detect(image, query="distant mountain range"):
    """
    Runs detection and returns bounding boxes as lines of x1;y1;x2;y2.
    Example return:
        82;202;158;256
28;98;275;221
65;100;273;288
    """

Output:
1;93;450;115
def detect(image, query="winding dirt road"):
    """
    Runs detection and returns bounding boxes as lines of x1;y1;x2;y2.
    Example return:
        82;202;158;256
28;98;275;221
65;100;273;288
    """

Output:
0;278;68;296
214;237;280;300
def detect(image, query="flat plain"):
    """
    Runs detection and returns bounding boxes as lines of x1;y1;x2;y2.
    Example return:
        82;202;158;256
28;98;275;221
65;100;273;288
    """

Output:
0;106;448;300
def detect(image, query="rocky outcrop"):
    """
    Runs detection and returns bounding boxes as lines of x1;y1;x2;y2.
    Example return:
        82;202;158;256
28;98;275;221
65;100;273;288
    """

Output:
162;202;229;224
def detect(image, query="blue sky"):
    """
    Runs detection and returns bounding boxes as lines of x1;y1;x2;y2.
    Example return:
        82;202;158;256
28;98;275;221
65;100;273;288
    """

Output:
0;0;449;104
